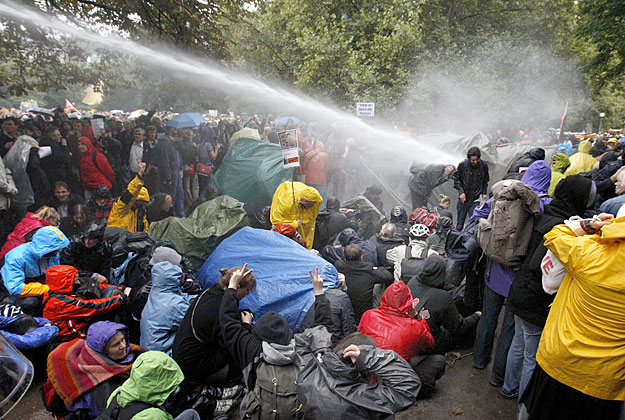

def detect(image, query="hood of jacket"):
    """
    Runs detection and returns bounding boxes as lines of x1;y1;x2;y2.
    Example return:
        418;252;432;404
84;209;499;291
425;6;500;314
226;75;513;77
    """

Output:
551;153;570;174
544;175;592;219
521;160;551;195
469;200;491;222
31;226;70;258
262;340;295;366
150;261;183;294
46;265;78;294
334;228;361;247
86;321;131;362
115;351;184;407
529;148;546;161
380;282;413;315
78;136;95;156
578;140;591;154
416;254;447;288
253;311;294;345
390;207;408;224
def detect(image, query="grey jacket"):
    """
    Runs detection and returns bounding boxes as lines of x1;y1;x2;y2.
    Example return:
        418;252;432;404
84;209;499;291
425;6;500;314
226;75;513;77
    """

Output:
0;157;17;211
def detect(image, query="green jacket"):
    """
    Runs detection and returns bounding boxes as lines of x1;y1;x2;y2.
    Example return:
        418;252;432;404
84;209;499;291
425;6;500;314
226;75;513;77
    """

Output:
549;153;571;197
107;351;184;420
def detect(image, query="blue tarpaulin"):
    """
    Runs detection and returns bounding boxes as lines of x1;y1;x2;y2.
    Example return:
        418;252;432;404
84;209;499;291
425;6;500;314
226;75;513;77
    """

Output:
197;227;339;331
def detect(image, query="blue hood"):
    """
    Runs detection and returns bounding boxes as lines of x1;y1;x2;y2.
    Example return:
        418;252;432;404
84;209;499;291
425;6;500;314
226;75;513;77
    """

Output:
30;226;70;258
521;160;551;195
151;261;183;294
470;199;492;222
86;321;131;362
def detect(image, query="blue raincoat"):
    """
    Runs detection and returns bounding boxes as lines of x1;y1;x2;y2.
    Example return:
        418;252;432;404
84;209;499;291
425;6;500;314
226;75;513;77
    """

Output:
139;262;190;355
521;160;553;211
0;315;58;350
0;226;70;296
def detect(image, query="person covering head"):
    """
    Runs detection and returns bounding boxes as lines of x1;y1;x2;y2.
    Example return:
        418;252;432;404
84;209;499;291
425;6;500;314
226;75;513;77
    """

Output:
252;311;293;345
149;246;182;267
415;254;447;288
270;181;322;250
544;175;593;219
549;153;571;196
521;160;553;210
564;140;597;176
82;221;105;241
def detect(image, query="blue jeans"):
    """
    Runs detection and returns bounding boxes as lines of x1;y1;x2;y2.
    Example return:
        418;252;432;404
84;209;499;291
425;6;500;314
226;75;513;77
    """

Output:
456;199;479;231
473;286;515;383
502;316;543;400
599;194;625;216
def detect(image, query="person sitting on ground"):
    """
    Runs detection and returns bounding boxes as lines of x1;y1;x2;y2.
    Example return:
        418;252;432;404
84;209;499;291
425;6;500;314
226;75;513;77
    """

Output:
548;153;570;197
435;194;454;221
386;223;438;283
146;192;174;224
427;216;453;256
564;139;597;176
507;148;545;176
49;181;84;219
389;206;410;244
86;185;113;223
0;206;60;258
172;266;256;387
140;261;191;356
296;332;421;418
407;254;481;354
368;222;404;273
312;197;358;250
43;265;127;342
103;351;200;420
358;281;446;398
44;321;144;419
60;203;90;238
0;226;70;314
61;221;113;281
322;227;378;265
107;161;150;233
363;185;384;214
334;244;392;324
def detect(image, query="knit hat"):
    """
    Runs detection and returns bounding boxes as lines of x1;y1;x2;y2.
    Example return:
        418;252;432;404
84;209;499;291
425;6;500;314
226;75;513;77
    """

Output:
252;311;293;345
149;246;182;267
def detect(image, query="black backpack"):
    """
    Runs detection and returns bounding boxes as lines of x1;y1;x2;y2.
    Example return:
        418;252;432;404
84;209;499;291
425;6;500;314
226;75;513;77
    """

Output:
96;397;155;420
400;245;429;283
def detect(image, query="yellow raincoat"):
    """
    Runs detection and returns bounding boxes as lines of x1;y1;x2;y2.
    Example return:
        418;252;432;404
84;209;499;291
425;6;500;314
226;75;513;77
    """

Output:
563;140;597;176
537;218;625;400
270;181;322;249
107;175;150;233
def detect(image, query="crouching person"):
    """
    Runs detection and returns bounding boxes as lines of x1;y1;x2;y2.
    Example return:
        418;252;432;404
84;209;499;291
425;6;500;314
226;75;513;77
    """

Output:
44;321;143;419
358;281;447;398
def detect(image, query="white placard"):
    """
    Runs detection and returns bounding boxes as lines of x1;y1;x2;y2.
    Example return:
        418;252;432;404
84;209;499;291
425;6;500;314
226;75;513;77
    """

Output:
356;102;375;117
278;129;300;168
208;110;218;117
91;118;105;138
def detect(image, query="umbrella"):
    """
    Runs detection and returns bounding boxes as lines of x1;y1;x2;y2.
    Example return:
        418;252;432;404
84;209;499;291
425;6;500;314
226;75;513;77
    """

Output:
167;112;207;128
273;116;300;126
26;108;54;116
128;109;147;120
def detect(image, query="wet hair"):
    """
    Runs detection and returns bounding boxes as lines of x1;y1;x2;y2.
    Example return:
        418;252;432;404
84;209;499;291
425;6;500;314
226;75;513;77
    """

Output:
333;332;376;353
218;266;257;291
344;244;362;261
467;147;481;159
34;206;60;227
380;222;396;238
46;126;60;137
54;181;70;191
71;203;87;218
439;194;451;206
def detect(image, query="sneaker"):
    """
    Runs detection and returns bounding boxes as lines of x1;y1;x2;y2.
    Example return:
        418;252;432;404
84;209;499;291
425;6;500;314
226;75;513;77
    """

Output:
489;378;504;388
500;390;519;399
214;399;236;416
221;384;243;400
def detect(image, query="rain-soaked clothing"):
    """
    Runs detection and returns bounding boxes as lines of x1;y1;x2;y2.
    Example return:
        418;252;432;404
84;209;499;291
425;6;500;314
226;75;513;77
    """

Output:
564;140;597;176
107;175;150;233
270;181;322;250
549;154;570;196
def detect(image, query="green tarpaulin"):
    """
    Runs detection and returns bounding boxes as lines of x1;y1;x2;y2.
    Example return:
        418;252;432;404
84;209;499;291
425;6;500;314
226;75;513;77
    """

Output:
148;195;249;270
213;136;292;212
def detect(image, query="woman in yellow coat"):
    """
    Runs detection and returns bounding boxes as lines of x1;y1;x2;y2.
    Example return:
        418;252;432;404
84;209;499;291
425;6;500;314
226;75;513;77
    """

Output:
520;213;623;419
270;181;322;250
563;140;596;176
107;162;150;233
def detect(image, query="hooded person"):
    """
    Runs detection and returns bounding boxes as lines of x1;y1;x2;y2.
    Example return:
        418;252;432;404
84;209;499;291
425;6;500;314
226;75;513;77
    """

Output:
0;206;60;258
506;175;594;401
521;160;553;211
508;148;546;175
42;265;126;342
312;197;357;250
139;261;191;356
104;351;193;420
407;254;480;354
386;223;438;283
0;226;70;313
270;181;322;250
321;227;377;265
77;136;115;195
107;162;150;233
548;153;570;196
3;135;48;211
87;185;113;222
45;321;143;419
564;140;597;176
390;205;410;244
61;221;113;280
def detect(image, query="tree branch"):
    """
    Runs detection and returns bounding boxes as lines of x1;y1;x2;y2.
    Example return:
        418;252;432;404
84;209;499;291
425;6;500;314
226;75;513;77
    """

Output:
457;7;533;22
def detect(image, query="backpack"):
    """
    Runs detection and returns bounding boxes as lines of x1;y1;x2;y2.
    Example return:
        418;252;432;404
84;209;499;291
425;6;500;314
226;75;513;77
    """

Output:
95;396;155;420
400;245;429;283
477;180;540;267
409;208;439;234
242;360;302;420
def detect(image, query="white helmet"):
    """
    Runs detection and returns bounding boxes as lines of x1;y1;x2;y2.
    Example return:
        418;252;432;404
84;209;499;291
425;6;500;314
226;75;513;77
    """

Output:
409;223;430;238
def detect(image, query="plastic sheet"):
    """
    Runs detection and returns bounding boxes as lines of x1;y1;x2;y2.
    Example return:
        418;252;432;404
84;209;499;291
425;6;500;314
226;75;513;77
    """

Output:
197;227;339;331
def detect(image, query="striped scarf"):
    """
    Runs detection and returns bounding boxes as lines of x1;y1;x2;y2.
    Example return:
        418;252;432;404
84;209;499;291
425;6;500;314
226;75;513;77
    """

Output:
47;338;143;406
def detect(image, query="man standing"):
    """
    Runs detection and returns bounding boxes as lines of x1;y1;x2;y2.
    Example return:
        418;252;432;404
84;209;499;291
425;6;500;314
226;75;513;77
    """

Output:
453;147;489;230
0;117;18;157
128;128;145;179
303;142;331;210
152;130;184;217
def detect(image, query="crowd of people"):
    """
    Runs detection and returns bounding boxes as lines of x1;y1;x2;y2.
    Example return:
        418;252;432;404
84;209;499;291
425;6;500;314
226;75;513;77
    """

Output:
1;105;624;420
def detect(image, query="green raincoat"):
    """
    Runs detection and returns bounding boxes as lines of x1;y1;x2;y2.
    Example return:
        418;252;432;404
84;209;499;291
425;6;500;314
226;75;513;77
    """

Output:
549;153;571;197
106;351;184;420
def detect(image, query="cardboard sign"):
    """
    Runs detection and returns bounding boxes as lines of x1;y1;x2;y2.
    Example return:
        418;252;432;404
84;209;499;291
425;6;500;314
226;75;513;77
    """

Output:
91;118;105;138
356;102;375;117
278;129;300;168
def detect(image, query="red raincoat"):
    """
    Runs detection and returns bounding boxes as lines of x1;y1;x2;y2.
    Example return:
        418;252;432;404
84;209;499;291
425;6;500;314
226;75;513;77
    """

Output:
78;137;114;191
358;282;434;360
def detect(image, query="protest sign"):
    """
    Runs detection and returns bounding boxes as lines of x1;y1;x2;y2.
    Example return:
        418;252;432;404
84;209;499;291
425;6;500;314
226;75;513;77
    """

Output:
91;118;105;138
278;129;300;168
356;102;375;117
